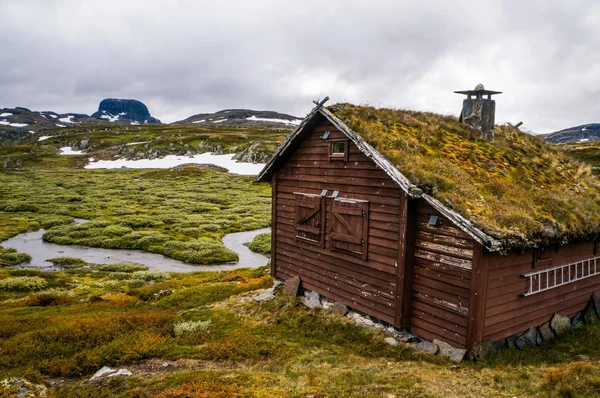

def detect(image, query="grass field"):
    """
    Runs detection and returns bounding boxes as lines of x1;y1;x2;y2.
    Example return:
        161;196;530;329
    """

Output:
1;264;600;397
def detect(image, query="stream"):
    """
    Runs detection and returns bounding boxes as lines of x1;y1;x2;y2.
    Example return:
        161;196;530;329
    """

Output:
1;226;271;273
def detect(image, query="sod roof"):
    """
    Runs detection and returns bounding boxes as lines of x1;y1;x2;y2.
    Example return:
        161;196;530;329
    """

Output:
325;103;600;250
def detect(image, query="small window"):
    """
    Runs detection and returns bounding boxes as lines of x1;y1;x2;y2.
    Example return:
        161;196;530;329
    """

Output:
329;198;369;260
329;139;349;161
294;193;325;247
533;247;553;268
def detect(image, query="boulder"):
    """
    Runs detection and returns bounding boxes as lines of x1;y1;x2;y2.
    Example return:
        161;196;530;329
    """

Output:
572;312;584;328
506;334;518;350
470;341;495;361
384;337;398;347
413;340;439;355
89;366;134;383
282;275;301;296
550;313;571;335
584;301;598;324
493;340;507;353
253;288;275;302
300;290;322;309
538;321;554;341
434;339;467;363
593;292;600;318
515;328;539;350
330;302;349;316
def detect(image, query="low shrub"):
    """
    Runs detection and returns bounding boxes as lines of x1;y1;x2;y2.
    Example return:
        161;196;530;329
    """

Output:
46;257;86;269
173;320;212;336
38;215;75;229
131;271;169;282
126;279;147;288
0;247;31;267
0;276;47;291
248;232;271;254
96;262;148;273
102;224;133;237
24;293;74;307
163;239;238;264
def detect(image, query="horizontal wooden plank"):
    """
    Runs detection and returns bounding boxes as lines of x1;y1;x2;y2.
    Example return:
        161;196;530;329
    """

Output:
412;299;468;328
414;264;471;290
278;172;396;189
415;240;473;261
413;273;470;301
278;166;392;180
414;257;472;280
416;230;473;250
410;318;466;348
411;308;468;336
276;256;395;306
412;292;469;317
277;179;401;199
414;248;472;270
276;240;395;286
277;186;402;206
412;282;470;309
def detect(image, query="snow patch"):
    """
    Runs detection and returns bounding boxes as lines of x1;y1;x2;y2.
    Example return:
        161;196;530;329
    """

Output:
60;147;84;155
58;115;77;124
0;112;13;117
29;130;35;134
38;136;53;141
55;124;67;128
124;141;149;146
192;119;206;123
580;138;590;142
85;153;265;175
245;115;302;125
130;121;139;125
0;120;29;127
213;119;227;123
48;114;58;118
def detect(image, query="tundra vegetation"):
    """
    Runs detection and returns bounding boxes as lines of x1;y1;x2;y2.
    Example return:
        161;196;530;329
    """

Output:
0;264;600;397
248;232;271;254
3;122;600;396
0;166;271;264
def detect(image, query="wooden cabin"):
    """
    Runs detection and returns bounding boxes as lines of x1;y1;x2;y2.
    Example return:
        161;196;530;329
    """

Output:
256;101;600;352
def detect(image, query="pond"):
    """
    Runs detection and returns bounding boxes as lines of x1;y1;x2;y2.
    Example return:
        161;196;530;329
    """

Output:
2;226;271;273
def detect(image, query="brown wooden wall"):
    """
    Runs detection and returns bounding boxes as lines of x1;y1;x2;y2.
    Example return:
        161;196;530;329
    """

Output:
273;120;404;325
408;201;475;348
482;241;600;342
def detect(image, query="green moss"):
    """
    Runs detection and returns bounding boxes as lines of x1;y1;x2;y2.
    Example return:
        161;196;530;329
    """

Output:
46;257;86;269
0;247;31;267
249;232;271;254
328;103;600;248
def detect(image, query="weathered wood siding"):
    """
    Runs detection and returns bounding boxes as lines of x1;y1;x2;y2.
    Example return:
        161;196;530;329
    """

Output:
273;120;403;325
409;201;474;348
483;241;600;342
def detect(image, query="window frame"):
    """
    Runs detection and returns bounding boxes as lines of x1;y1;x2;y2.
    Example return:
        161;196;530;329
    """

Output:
329;139;349;161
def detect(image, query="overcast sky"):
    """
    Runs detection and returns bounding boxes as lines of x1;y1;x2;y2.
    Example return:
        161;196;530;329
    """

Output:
1;0;598;133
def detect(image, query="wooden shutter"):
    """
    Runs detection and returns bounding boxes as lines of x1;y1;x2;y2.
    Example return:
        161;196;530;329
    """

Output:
330;198;369;260
294;193;325;246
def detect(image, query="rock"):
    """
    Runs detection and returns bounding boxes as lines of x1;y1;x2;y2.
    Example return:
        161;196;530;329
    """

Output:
433;339;467;363
155;288;172;299
396;331;419;343
413;340;439;355
108;369;133;378
161;362;170;368
572;312;584;328
273;279;284;293
584;301;598;324
515;328;540;350
506;334;518;349
593;293;600;318
350;312;375;327
253;288;275;302
283;275;301;296
550;313;571;335
384;337;398;346
330;302;349;316
300;290;322;309
470;341;495;361
538;321;554;341
89;366;134;383
494;340;507;353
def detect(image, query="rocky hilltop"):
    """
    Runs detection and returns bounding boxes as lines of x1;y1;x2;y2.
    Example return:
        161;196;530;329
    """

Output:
542;124;600;144
91;98;161;125
174;109;302;128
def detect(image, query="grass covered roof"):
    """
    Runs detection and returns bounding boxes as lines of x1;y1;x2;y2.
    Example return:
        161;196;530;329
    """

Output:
327;103;600;249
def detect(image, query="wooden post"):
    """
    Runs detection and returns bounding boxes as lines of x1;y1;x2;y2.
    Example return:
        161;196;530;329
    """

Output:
466;243;489;348
395;192;417;329
271;173;278;278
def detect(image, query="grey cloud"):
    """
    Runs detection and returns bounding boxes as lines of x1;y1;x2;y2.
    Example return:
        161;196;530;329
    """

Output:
0;0;599;131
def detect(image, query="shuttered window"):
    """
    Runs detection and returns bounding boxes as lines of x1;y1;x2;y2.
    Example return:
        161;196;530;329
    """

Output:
329;198;369;260
294;193;325;246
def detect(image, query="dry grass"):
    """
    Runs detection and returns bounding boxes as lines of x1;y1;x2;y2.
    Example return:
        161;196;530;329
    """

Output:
329;103;600;249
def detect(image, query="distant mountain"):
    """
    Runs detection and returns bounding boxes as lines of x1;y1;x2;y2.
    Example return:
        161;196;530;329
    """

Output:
173;109;302;128
91;98;161;125
0;107;107;144
542;124;600;144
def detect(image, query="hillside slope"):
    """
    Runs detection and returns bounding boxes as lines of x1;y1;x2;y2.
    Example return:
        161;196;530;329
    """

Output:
173;108;302;128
